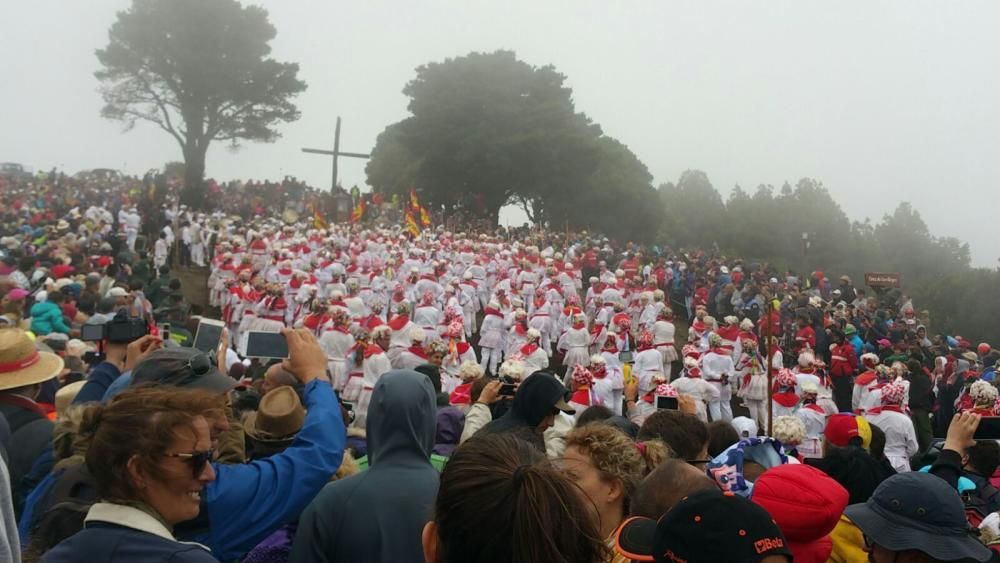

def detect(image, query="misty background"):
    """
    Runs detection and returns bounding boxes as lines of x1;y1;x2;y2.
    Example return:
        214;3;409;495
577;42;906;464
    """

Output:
2;1;998;265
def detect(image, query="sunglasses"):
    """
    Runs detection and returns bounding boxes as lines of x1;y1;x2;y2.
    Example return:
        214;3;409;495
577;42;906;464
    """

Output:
164;448;216;478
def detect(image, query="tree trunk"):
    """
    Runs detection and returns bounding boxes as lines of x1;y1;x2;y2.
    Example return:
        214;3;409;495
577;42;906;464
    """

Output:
181;143;207;209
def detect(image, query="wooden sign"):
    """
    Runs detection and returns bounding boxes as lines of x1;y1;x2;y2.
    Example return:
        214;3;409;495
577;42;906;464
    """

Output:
864;272;901;288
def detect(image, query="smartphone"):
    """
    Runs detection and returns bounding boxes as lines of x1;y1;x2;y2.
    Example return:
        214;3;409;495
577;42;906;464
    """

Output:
245;331;289;359
655;396;678;410
160;323;171;343
973;417;1000;440
80;323;105;342
499;383;516;396
193;318;226;353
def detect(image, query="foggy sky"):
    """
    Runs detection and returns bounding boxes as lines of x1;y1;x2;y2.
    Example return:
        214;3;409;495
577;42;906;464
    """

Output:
2;1;998;266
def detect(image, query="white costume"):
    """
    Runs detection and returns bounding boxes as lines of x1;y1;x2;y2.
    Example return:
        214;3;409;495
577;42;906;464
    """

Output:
865;409;918;473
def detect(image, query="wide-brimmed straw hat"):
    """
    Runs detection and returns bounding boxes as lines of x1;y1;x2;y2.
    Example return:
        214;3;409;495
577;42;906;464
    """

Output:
0;329;64;391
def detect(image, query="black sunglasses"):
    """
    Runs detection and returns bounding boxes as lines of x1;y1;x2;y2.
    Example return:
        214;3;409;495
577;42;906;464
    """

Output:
164;448;216;478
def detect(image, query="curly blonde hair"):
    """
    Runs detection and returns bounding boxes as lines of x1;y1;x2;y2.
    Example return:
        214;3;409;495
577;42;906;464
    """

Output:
565;424;671;512
772;415;807;447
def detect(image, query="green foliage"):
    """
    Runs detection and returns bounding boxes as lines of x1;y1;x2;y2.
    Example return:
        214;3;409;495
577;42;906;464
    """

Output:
365;50;657;240
95;0;306;207
657;170;997;342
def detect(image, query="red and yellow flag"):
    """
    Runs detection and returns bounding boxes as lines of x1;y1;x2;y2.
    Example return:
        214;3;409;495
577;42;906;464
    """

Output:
351;198;366;223
405;206;420;238
409;187;431;229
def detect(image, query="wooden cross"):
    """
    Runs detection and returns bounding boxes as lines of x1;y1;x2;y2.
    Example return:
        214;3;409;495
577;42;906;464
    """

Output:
301;117;370;190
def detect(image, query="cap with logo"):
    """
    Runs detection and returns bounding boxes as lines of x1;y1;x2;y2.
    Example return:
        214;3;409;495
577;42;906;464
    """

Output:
615;488;792;563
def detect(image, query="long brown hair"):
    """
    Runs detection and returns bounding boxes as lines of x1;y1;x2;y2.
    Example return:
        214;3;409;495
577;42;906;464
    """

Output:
433;434;609;563
80;386;226;502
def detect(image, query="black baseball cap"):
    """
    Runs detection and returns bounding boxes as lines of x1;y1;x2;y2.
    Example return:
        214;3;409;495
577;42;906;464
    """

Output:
845;471;992;562
131;347;237;394
615;488;792;563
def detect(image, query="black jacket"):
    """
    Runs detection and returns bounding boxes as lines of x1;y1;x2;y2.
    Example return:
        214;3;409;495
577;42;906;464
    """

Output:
477;371;570;452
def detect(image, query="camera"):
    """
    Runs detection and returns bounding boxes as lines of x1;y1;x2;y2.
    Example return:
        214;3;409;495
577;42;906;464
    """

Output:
80;310;149;344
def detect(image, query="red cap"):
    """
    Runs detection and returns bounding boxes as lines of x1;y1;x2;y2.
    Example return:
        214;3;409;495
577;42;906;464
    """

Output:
824;414;870;448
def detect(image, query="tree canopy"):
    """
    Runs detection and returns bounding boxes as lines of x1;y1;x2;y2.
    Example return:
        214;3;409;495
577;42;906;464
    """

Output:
95;0;306;207
654;170;996;341
365;50;658;240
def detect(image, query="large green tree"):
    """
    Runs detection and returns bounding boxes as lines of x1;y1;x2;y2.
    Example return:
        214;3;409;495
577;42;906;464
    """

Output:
365;50;657;240
95;0;306;207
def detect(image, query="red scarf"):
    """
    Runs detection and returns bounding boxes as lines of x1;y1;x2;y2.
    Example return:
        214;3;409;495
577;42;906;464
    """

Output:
520;343;539;356
407;345;428;359
867;405;904;416
571;386;591;406
484;307;503;318
592;365;607;379
572;321;585;330
387;314;410;331
855;370;877;387
772;391;799;408
449;382;472;405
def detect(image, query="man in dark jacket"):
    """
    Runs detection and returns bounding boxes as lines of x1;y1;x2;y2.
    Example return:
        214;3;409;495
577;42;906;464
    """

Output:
906;360;934;452
476;371;576;453
290;369;438;563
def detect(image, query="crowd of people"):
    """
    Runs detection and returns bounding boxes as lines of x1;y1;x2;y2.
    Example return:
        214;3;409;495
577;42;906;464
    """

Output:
3;169;1000;562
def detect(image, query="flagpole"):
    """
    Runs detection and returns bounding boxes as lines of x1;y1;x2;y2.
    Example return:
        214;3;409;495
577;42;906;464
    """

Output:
766;295;775;437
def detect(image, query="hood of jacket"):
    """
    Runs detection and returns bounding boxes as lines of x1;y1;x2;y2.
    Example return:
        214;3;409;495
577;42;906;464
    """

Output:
434;406;464;452
30;300;60;317
366;369;436;467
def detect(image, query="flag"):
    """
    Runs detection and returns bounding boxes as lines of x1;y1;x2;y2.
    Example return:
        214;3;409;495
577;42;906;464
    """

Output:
351;198;366;223
409;187;431;228
405;206;420;237
313;206;328;230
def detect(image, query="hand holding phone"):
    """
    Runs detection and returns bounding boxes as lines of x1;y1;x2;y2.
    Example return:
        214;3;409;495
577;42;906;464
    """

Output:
280;328;326;385
245;331;290;359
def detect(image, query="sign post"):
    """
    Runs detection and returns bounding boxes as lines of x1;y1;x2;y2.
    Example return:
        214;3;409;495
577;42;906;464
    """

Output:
864;272;902;288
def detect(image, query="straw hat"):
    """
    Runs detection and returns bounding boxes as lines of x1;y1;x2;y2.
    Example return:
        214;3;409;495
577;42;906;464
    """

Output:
0;329;64;391
244;386;305;445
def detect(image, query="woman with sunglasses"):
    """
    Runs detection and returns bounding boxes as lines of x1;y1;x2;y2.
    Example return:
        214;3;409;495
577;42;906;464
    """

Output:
41;386;226;562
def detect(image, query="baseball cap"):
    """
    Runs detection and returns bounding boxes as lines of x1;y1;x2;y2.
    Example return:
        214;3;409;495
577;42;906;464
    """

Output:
131;347;237;394
615;488;792;563
731;416;758;439
517;371;576;415
845;472;992;562
824;413;872;449
107;287;128;298
5;288;29;301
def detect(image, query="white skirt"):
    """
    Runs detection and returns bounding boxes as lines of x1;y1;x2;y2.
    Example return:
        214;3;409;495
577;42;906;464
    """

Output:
738;373;768;401
657;345;679;365
342;372;364;403
478;330;504;350
563;347;591;369
328;359;348;391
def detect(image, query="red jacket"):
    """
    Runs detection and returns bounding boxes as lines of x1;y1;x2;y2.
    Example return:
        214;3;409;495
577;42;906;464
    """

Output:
751;464;849;563
794;325;816;353
829;342;857;377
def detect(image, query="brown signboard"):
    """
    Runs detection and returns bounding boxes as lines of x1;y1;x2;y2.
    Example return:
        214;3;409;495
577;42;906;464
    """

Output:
865;272;901;288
